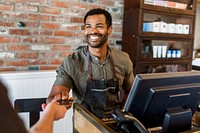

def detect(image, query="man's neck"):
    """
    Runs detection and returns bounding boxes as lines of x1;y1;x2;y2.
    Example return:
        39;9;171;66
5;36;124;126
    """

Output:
89;45;108;64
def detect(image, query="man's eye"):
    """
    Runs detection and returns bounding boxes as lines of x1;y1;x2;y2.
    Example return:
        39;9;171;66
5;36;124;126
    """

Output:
97;26;103;28
85;26;90;29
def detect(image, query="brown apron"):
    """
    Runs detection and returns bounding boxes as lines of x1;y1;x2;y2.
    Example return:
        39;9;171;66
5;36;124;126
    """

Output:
81;50;122;119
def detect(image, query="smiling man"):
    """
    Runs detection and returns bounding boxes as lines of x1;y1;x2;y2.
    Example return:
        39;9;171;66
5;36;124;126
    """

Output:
47;8;134;119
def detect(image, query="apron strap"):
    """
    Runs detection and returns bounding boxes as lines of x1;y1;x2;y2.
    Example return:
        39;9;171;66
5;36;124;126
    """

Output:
109;50;117;80
87;50;93;82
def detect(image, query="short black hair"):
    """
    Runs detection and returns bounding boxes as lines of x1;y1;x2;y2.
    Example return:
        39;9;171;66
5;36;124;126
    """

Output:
84;8;112;28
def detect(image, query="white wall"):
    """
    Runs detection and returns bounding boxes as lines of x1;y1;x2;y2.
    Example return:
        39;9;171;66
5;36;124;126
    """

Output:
194;4;200;49
0;70;73;133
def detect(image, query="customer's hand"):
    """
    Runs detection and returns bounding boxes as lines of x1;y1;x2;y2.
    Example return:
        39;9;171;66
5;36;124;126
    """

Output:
42;99;67;121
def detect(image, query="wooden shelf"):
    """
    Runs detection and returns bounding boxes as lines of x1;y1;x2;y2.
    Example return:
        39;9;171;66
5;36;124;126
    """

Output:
122;0;196;75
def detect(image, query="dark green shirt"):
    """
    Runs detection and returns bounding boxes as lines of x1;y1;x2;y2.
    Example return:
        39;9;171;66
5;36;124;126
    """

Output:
54;46;134;103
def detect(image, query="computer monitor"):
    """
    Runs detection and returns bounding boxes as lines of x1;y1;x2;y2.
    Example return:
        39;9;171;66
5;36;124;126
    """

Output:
124;71;200;132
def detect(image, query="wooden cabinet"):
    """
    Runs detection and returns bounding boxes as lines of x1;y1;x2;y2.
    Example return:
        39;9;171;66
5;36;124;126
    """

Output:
122;0;197;75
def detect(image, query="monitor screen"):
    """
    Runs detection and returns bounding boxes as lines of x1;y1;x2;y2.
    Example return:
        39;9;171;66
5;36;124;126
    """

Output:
123;71;200;132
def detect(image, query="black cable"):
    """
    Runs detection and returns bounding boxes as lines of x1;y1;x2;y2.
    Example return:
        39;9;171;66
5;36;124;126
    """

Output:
121;124;131;133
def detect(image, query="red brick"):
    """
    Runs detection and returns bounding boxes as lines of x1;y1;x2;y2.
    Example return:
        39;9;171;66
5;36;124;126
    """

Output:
16;52;38;58
5;0;15;2
45;37;65;44
40;6;60;15
0;4;14;11
51;58;62;65
7;45;29;51
29;59;49;65
33;30;53;36
41;22;60;29
70;17;83;23
9;29;31;36
71;3;87;9
16;0;25;3
54;31;74;37
113;26;122;32
26;0;46;4
51;16;68;22
40;52;58;58
0;60;4;66
40;65;57;70
89;6;104;10
6;60;29;66
0;37;20;43
27;14;49;21
61;9;81;16
21;37;43;43
110;33;122;38
74;31;84;37
3;12;27;19
0;1;123;72
51;1;69;8
23;21;39;28
5;0;25;3
81;24;85;30
15;5;38;12
62;24;79;30
52;45;71;51
0;67;16;71
0;20;15;27
100;0;115;6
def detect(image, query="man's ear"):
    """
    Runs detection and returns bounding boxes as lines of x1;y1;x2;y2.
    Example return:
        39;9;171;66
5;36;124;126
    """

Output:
108;26;113;35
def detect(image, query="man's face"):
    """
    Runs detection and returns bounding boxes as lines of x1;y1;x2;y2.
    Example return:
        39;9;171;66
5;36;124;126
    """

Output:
84;14;112;48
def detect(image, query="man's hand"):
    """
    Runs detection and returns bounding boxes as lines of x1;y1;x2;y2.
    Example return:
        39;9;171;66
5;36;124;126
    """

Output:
57;97;74;109
46;85;72;104
54;90;69;101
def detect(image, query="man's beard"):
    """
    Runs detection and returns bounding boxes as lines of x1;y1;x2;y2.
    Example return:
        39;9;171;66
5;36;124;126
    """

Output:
86;33;108;48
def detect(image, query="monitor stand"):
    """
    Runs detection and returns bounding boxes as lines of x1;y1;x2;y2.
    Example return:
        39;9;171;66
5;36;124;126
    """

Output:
162;107;192;133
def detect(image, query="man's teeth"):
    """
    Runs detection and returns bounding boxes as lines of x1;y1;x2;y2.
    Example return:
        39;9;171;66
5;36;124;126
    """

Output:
89;35;99;39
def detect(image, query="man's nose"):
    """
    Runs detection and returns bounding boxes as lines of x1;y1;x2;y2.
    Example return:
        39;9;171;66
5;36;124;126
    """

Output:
89;27;98;34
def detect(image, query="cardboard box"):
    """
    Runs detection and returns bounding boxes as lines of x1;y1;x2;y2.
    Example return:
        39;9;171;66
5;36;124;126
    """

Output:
174;24;183;34
165;1;176;8
150;22;160;32
144;0;154;5
154;0;165;7
159;21;167;33
182;24;189;34
167;23;175;33
176;2;187;9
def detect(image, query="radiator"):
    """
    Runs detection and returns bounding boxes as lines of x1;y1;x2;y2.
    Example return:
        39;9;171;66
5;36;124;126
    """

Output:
0;70;73;133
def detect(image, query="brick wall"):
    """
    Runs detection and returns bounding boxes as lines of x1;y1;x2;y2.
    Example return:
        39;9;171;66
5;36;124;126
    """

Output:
0;0;124;71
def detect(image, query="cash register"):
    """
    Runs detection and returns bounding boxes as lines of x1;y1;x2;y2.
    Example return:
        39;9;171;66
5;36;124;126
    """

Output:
74;71;200;133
